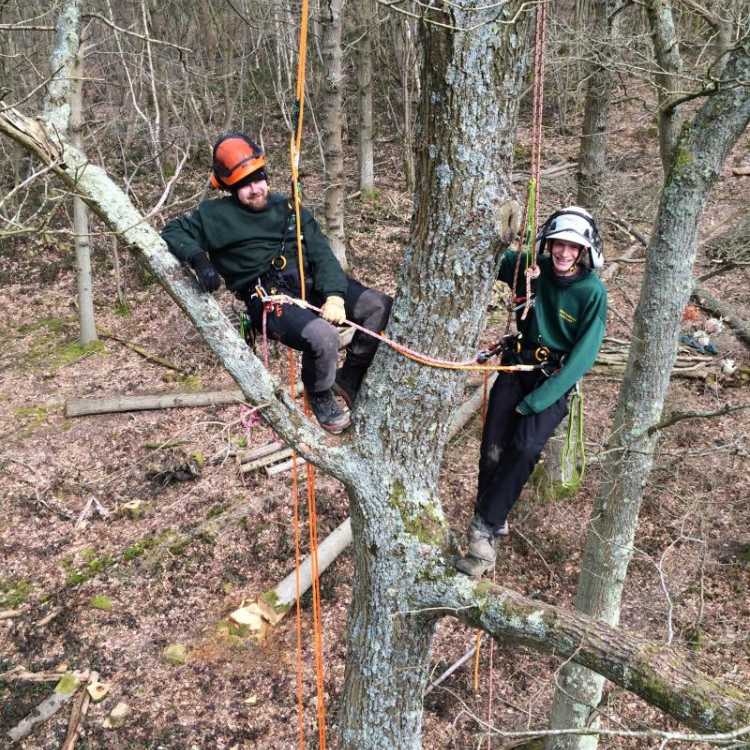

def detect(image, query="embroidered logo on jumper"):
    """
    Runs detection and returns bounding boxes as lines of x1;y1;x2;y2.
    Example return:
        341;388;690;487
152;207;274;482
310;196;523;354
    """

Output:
559;308;577;324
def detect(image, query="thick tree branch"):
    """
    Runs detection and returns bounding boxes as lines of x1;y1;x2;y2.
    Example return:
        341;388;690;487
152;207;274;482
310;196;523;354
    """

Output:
0;104;359;483
412;574;750;734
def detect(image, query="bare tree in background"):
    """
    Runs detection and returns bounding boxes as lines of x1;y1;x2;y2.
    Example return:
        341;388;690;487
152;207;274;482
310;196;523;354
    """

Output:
320;0;348;267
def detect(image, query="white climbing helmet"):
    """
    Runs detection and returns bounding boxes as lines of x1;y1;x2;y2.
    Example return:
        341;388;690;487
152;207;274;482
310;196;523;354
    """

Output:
537;206;604;269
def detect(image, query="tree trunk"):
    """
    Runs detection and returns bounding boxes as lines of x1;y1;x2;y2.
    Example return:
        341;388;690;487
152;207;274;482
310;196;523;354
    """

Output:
576;0;621;211
357;0;375;194
546;42;750;750
71;44;97;345
645;0;683;173
42;0;80;133
320;0;348;268
338;3;530;746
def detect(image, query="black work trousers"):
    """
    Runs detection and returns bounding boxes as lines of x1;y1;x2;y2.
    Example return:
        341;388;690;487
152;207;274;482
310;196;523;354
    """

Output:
246;275;392;393
476;369;569;528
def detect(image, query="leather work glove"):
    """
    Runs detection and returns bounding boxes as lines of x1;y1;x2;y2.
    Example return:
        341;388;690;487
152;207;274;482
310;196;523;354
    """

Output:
190;251;222;293
320;295;346;325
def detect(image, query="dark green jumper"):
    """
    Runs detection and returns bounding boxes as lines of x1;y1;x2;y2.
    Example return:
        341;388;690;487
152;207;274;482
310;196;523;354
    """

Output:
498;250;607;414
161;193;347;298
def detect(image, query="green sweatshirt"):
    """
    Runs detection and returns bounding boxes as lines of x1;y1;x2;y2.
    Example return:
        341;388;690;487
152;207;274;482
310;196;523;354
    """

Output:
498;250;607;415
161;192;347;297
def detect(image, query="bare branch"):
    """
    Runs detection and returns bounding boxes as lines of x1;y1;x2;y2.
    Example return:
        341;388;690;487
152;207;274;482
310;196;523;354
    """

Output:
81;12;192;52
646;403;750;436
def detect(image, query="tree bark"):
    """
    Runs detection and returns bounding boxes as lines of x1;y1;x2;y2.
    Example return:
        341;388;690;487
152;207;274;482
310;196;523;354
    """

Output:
320;0;348;268
357;0;375;194
414;575;750;734
576;0;621;212
546;41;750;750
645;0;683;173
71;43;97;345
42;0;80;134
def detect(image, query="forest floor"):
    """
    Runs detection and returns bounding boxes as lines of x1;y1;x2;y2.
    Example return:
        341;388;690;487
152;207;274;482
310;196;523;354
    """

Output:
1;108;749;750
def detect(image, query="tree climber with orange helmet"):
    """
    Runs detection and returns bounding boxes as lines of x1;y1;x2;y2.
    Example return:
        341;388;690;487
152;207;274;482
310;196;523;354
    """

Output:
162;132;392;434
456;207;608;578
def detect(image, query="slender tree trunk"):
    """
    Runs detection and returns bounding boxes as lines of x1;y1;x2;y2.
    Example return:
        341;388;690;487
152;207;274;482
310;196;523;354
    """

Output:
42;0;80;133
576;0;621;211
71;45;97;345
546;43;750;750
320;0;348;268
645;0;683;173
357;0;375;194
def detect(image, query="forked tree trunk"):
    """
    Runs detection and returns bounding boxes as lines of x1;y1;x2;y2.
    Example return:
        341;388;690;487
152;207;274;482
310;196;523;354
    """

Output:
320;0;348;268
546;43;750;750
338;3;530;746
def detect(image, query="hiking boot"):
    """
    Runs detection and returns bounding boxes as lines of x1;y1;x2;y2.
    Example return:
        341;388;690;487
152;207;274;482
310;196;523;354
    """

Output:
307;389;351;434
455;514;497;578
333;364;366;408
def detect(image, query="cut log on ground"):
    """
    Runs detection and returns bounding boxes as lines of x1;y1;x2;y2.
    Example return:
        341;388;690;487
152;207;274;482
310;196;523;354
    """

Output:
7;671;87;742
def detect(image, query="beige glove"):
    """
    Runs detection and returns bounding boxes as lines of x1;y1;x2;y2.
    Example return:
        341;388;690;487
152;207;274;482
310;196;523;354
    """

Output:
320;295;346;325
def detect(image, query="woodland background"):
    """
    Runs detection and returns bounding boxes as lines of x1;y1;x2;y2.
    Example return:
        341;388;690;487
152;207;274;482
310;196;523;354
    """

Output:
1;0;749;748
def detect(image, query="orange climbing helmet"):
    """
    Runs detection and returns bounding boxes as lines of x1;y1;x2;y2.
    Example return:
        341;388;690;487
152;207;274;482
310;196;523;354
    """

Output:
210;132;267;190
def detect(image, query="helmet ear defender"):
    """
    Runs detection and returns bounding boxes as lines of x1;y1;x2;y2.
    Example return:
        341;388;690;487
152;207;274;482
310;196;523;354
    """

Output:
536;206;604;269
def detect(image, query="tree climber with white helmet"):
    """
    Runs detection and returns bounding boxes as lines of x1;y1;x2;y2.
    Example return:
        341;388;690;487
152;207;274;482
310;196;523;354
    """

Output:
162;132;392;434
456;207;608;577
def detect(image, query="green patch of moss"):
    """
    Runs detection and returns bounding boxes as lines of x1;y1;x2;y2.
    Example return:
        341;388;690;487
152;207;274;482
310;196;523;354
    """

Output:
61;550;115;586
260;589;291;616
53;339;105;367
18;317;68;336
14;405;50;431
179;374;203;392
89;594;113;611
113;299;131;317
206;503;225;519
0;578;33;608
54;672;80;695
389;481;446;547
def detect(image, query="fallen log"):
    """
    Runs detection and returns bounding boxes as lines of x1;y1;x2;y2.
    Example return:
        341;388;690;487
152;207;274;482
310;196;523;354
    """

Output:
7;671;87;742
65;389;247;417
239;447;294;474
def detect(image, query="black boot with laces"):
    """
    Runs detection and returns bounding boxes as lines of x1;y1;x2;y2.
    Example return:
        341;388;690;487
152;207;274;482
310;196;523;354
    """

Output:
307;389;351;434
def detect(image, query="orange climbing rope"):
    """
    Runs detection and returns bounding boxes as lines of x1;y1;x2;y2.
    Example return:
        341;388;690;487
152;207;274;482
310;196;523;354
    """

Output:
287;0;327;748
